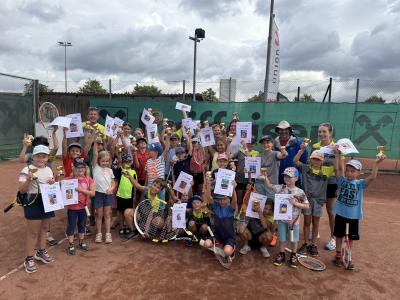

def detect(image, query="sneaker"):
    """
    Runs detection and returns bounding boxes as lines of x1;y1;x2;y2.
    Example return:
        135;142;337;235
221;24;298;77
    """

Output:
273;252;285;266
346;261;355;270
95;233;103;243
78;241;89;251
119;228;126;237
239;244;251;255
289;253;298;269
324;238;336;251
123;230;139;241
34;249;53;264
309;244;319;257
269;233;277;247
105;233;112;244
67;244;76;255
24;257;37;273
260;246;270;258
333;252;342;266
46;232;58;246
298;243;309;255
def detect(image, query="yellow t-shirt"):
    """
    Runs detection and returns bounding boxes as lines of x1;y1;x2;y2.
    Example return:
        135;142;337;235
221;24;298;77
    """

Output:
239;148;260;157
82;122;105;139
147;189;165;213
312;141;344;178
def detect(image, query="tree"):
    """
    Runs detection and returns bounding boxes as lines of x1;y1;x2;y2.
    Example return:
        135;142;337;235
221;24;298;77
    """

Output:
132;84;162;96
365;95;385;103
294;93;316;102
201;88;218;102
24;83;54;94
248;91;290;102
78;79;107;94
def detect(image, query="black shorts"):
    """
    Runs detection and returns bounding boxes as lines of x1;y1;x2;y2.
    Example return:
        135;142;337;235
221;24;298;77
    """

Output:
116;196;133;212
192;172;204;185
236;182;248;191
333;214;359;240
327;184;338;199
23;194;55;220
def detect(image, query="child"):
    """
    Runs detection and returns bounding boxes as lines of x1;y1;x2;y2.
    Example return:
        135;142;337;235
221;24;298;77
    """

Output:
208;138;230;172
190;136;206;196
132;137;149;205
332;148;385;270
187;195;211;240
263;167;309;268
82;107;105;136
203;175;238;259
172;135;193;181
65;158;95;255
294;148;328;256
62;128;89;177
92;142;117;243
239;199;274;258
18;145;56;273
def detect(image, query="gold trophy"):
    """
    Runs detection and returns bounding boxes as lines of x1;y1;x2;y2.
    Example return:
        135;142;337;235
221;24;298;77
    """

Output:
24;134;34;146
376;146;385;158
252;199;260;212
130;136;137;145
163;118;169;127
259;167;268;179
220;122;226;132
303;138;311;146
280;146;286;152
232;112;239;121
118;146;124;153
56;166;64;177
165;127;172;135
185;127;191;136
206;171;212;178
29;168;38;180
203;120;209;128
227;132;234;142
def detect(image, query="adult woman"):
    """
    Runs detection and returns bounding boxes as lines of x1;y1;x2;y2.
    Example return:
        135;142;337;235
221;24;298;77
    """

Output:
312;123;339;251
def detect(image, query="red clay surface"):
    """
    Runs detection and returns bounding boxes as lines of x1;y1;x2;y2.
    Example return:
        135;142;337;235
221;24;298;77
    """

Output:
0;160;399;299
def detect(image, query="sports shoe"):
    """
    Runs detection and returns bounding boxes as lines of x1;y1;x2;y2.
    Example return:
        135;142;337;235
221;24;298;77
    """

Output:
119;228;126;237
289;253;298;269
46;231;58;246
346;261;355;270
309;244;319;256
67;243;76;255
324;238;336;251
34;249;53;264
333;252;341;266
298;243;309;255
260;246;270;258
124;230;139;241
269;233;277;247
78;241;89;251
95;233;103;243
239;244;251;255
105;233;112;244
24;257;37;274
273;252;285;266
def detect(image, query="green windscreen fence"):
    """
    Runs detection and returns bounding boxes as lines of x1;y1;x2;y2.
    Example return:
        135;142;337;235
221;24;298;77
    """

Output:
90;99;400;159
0;94;34;159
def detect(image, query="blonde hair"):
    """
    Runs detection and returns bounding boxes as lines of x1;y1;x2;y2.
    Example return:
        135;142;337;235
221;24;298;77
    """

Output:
98;150;111;165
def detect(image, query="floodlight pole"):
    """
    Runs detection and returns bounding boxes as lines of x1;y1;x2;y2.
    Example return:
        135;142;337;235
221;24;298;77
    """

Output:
58;41;72;92
189;29;205;102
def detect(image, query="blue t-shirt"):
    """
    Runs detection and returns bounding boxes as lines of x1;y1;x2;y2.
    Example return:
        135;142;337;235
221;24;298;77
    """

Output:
211;202;235;242
334;176;368;220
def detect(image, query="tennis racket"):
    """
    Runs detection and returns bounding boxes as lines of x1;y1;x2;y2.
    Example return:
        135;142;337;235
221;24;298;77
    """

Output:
341;223;352;269
204;226;232;270
285;248;326;271
38;102;59;138
134;199;177;243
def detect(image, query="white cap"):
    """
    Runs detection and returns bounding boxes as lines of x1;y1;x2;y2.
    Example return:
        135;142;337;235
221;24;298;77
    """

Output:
32;145;50;155
275;120;292;131
346;160;362;171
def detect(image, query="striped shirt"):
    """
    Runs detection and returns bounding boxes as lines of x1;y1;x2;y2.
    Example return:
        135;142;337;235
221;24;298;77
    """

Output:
145;156;165;185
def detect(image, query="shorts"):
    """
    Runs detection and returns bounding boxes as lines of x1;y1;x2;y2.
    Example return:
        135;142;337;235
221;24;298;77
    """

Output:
303;198;325;217
333;214;359;240
23;194;55;220
277;220;300;243
192;172;204;185
66;209;87;236
235;182;247;191
219;237;236;248
93;192;114;209
327;184;338;199
116;196;133;212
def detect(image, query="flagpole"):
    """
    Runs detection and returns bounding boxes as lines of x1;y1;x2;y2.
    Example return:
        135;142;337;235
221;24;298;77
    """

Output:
263;0;275;102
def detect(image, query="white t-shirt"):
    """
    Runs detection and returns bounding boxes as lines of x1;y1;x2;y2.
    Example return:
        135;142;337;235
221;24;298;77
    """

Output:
93;165;115;193
19;165;54;194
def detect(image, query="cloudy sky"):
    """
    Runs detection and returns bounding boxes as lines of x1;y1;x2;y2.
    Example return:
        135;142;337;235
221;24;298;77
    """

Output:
0;0;399;100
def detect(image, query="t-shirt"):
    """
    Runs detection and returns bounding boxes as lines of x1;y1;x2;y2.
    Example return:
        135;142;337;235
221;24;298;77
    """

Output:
271;185;309;225
93;165;115;193
165;148;177;177
173;155;191;180
145;156;165;186
19;165;54;194
141;187;165;212
82;122;105;135
312;141;344;185
298;164;328;204
115;168;137;199
135;150;150;180
334;176;368;220
62;153;89;177
66;176;93;210
187;210;211;225
260;150;281;184
211;201;235;242
234;148;260;184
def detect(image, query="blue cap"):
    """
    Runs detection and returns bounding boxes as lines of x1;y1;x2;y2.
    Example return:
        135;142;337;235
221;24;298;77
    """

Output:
175;146;185;154
189;195;202;204
32;145;49;155
282;167;299;178
147;143;163;155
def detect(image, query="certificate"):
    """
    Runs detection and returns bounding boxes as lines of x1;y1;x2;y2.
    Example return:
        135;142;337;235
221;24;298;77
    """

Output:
48;116;71;129
244;157;261;179
199;127;215;147
175;102;191;112
245;192;267;219
61;179;79;206
337;138;359;155
104;115;115;137
274;194;293;221
236;122;252;143
141;108;155;126
66;113;84;138
146;124;160;144
214;168;236;197
40;183;64;213
172;203;187;229
173;171;193;194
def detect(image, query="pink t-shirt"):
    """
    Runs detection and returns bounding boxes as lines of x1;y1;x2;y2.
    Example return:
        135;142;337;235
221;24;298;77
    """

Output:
66;176;94;210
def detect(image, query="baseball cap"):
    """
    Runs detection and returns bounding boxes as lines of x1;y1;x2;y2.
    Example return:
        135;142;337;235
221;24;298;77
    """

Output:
191;136;199;142
170;133;180;140
175;146;186;154
259;135;274;143
346;160;362;171
73;157;86;168
189;195;202;204
282;167;299;178
147;143;163;155
275;120;292;132
121;154;132;162
68;142;82;150
136;137;147;144
32;145;50;155
217;153;229;161
309;150;324;161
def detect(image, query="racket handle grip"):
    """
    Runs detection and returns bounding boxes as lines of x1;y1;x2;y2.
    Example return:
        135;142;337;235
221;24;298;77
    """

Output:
345;223;349;235
85;206;91;217
199;239;206;247
290;230;294;242
3;203;14;213
207;226;214;237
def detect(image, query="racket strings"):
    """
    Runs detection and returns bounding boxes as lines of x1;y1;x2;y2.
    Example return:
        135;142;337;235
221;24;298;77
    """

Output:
39;103;59;123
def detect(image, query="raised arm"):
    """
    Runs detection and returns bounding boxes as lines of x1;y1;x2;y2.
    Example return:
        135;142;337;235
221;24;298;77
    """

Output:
203;175;213;205
364;155;386;185
50;126;59;157
230;180;238;211
186;134;193;156
162;133;171;160
92;141;99;167
19;134;30;163
62;127;68;158
333;147;344;179
293;142;307;167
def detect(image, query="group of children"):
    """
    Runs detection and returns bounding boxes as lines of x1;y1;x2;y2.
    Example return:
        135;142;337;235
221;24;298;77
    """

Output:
17;107;386;273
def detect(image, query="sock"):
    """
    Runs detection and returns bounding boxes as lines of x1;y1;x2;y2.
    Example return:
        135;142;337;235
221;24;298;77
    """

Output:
26;256;34;260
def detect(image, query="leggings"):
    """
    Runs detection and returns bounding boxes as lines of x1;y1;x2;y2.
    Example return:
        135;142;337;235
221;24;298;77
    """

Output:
66;209;87;236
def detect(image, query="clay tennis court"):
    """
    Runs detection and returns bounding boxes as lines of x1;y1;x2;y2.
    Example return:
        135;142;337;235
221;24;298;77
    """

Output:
0;159;399;299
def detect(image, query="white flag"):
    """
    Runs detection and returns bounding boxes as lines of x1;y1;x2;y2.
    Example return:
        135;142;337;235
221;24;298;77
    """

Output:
266;19;280;102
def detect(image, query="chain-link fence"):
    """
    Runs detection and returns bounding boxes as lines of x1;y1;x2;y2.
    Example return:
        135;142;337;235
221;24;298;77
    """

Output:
0;73;36;159
39;77;400;103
